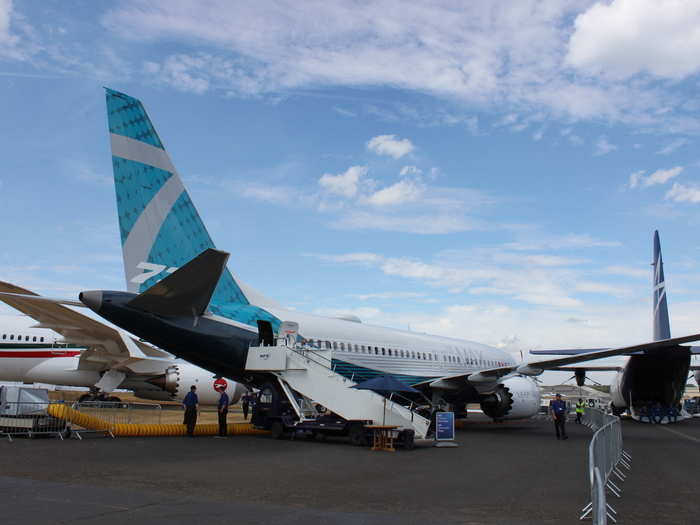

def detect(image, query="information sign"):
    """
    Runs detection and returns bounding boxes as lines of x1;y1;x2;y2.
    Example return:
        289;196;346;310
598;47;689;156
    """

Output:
436;411;455;441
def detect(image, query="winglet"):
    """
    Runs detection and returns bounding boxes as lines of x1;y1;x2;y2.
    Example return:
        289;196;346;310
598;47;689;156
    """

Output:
127;249;230;317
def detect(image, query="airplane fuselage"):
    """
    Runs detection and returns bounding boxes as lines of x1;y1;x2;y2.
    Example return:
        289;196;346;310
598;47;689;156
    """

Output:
88;289;520;404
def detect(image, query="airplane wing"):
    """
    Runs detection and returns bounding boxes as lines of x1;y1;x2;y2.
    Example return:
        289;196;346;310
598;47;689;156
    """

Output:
0;281;172;374
529;348;606;355
413;333;700;390
549;366;622;372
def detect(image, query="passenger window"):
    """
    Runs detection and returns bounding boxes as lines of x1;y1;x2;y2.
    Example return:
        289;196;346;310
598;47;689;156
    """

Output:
361;345;366;352
333;342;337;350
33;336;36;342
374;347;379;355
325;341;331;349
40;337;44;342
340;342;345;350
2;334;5;339
381;348;385;355
25;336;29;341
10;334;14;340
388;349;392;356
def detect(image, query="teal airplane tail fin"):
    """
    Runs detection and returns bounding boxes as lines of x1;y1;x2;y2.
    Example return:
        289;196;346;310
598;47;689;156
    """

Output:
105;88;249;308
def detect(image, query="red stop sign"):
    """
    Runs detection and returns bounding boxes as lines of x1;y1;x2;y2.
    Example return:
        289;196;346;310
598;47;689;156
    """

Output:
213;378;228;392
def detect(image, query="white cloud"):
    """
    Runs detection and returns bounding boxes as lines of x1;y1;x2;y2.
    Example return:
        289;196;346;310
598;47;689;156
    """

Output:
332;106;356;118
602;265;649;279
574;280;630;298
366;135;414;159
665;182;700;203
347;291;427;301
399;165;422;177
143;56;210;94
656;138;690;155
75;166;111;186
0;0;11;41
567;0;700;79
504;233;620;251
365;179;422;206
0;0;25;60
594;136;617;156
318;165;367;198
314;238;629;308
101;1;700;130
628;166;683;189
331;211;479;235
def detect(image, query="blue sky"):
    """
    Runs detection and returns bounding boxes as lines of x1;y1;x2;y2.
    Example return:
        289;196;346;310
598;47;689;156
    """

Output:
2;1;700;380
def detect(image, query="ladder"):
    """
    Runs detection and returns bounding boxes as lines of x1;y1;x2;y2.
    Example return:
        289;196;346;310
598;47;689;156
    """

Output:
245;342;431;439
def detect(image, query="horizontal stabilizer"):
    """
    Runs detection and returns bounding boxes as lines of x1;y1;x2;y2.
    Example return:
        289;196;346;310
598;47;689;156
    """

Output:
127;249;230;317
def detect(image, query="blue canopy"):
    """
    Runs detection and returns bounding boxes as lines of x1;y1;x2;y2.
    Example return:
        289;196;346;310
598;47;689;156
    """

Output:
351;375;420;394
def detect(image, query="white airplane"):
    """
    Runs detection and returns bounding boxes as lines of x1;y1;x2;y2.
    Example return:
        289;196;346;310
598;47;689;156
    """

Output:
531;231;700;420
0;281;246;405
12;89;700;428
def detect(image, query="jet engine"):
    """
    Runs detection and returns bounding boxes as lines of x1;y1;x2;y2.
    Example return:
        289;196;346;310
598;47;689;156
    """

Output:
479;376;541;420
136;363;246;405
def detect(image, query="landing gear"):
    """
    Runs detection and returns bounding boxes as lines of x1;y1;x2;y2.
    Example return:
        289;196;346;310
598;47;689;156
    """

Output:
349;422;367;446
78;391;122;404
270;420;285;440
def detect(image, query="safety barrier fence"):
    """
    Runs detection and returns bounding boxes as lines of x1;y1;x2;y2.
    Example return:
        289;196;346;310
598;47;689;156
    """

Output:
2;401;268;440
580;409;632;524
0;401;70;442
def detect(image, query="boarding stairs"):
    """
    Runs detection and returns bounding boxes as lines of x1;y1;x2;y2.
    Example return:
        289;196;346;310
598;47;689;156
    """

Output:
245;329;431;439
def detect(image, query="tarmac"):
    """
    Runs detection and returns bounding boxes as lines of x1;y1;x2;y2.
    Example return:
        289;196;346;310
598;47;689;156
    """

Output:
1;415;698;524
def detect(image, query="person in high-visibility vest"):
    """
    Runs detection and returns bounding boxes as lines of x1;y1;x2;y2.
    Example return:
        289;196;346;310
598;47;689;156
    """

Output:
575;398;585;424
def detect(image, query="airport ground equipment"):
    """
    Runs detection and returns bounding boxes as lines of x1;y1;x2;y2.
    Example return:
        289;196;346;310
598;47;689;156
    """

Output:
246;333;430;446
0;386;68;441
46;403;268;438
580;408;632;524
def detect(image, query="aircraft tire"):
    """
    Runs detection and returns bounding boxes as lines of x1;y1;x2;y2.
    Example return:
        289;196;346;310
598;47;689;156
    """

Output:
270;420;285;440
348;422;366;446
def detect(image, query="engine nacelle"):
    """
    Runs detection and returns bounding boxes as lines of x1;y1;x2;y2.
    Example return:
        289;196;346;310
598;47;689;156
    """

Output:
609;370;627;409
479;376;541;420
142;363;246;405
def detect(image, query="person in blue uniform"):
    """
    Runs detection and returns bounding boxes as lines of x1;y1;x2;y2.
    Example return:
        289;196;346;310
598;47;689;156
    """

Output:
217;388;230;437
182;385;198;436
549;393;568;440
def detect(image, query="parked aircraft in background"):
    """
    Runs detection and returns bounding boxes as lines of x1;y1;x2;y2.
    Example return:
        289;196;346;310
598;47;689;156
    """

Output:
531;231;700;420
67;89;700;425
0;281;245;405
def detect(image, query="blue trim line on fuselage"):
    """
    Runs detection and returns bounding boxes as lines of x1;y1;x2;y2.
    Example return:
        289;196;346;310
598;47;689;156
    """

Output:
331;358;434;386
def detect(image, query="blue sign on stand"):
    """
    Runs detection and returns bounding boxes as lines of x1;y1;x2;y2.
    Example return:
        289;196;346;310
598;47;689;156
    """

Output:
436;411;455;441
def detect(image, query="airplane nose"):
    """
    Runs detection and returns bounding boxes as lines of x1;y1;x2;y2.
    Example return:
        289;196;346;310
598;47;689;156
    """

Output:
79;290;103;312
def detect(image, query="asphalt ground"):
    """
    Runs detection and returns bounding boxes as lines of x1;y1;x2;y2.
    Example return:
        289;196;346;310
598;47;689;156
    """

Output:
1;415;697;524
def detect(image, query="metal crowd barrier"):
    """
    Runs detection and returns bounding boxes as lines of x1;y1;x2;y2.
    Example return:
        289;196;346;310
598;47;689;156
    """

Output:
69;401;162;439
580;409;632;524
0;401;70;442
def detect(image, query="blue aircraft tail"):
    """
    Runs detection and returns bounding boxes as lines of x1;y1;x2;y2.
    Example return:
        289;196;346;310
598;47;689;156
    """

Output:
652;230;671;341
105;88;249;308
